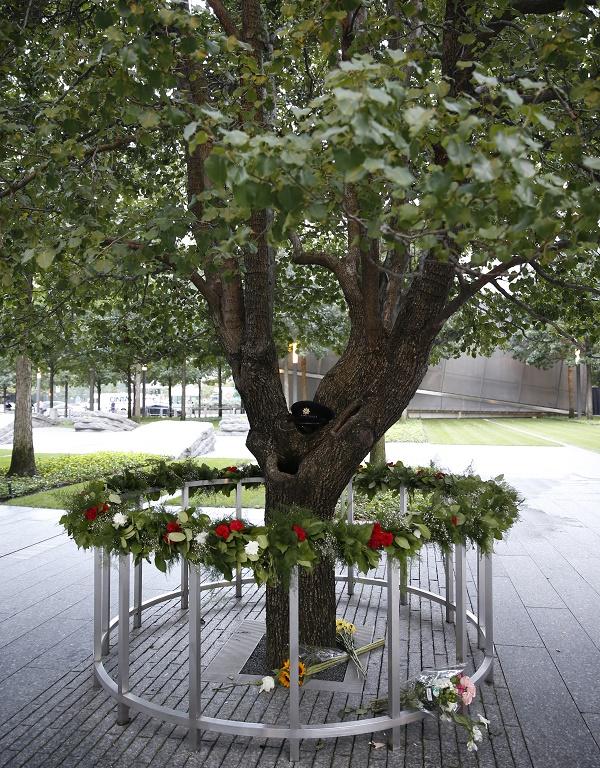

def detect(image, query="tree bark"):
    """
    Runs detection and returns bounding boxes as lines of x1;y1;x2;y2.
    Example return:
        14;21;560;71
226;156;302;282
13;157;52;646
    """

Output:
127;366;132;418
198;379;201;417
133;367;141;418
8;355;36;477
49;364;54;409
370;435;387;467
64;380;69;418
217;361;223;417
168;375;173;417
96;380;101;411
180;358;187;421
567;365;575;418
264;483;337;668
585;362;593;419
88;369;95;411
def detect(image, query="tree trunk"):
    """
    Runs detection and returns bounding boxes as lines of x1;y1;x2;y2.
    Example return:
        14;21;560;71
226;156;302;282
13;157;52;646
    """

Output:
180;359;187;420
264;483;338;668
168;375;173;417
96;380;101;411
567;365;575;418
8;354;36;477
2;384;7;408
64;380;69;418
88;369;95;411
585;362;593;420
198;379;201;418
370;435;386;467
217;361;223;418
49;364;54;409
127;367;132;418
133;367;141;418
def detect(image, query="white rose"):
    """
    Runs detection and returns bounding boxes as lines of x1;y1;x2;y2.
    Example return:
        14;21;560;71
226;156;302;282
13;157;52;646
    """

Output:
478;714;490;727
259;676;275;693
467;741;478;752
245;540;260;556
195;531;208;546
112;512;128;529
473;726;483;742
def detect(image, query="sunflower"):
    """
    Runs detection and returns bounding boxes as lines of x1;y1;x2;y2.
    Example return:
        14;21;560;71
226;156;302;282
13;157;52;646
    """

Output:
277;659;306;688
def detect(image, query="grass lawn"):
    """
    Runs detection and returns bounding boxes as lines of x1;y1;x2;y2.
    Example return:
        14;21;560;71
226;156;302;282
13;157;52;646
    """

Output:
385;419;427;442
422;418;555;446
493;417;600;453
6;457;252;509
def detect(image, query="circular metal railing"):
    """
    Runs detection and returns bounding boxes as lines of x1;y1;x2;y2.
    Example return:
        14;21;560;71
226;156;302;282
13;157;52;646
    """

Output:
92;478;494;760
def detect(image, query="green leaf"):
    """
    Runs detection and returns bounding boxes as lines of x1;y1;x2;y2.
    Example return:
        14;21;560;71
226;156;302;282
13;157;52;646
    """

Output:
383;166;414;187
36;248;55;269
138;111;161;129
205;154;228;187
583;156;600;170
277;184;303;211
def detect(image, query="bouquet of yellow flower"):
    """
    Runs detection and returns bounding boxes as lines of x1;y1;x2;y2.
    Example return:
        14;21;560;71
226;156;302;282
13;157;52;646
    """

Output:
336;618;366;678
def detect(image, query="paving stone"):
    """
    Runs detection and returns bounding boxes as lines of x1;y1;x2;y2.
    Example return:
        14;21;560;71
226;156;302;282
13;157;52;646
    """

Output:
496;645;600;768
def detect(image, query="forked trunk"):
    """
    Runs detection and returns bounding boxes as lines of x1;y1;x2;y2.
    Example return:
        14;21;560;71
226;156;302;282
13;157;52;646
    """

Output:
8;354;36;477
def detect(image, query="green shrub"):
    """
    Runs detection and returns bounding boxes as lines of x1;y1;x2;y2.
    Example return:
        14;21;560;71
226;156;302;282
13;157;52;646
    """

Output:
0;452;156;501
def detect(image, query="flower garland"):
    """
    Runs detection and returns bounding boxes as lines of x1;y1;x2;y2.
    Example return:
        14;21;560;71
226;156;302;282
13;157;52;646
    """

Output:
59;458;520;578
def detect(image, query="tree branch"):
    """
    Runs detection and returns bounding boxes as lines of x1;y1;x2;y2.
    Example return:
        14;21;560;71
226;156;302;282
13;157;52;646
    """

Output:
490;278;580;346
206;0;239;38
531;260;600;298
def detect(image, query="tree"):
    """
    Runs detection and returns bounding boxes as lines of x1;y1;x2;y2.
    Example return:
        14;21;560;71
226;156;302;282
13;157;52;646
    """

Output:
2;0;600;666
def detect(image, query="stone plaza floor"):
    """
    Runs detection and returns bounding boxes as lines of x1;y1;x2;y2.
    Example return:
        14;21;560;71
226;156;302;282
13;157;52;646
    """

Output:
0;442;599;767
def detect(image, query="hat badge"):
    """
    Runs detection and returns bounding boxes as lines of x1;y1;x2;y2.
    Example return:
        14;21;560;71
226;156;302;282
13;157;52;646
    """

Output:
302;407;311;415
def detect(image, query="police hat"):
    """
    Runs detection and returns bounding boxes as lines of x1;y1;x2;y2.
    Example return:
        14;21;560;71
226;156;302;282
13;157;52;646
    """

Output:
290;400;335;434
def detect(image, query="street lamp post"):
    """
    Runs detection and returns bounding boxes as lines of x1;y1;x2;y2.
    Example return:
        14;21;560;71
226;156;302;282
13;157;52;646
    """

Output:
142;365;147;417
36;370;42;414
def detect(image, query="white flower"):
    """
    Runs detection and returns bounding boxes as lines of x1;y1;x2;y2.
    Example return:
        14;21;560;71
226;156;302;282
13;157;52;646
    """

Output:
112;512;128;529
467;740;478;752
478;714;490;727
440;713;452;723
259;676;275;693
473;726;483;742
413;528;421;539
245;540;260;556
195;531;208;546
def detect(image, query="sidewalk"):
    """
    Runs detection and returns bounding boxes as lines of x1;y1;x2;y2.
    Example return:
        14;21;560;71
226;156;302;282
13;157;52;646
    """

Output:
0;443;599;767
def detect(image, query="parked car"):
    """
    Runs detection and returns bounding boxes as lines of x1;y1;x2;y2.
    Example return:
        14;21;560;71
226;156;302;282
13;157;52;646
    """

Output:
146;405;181;417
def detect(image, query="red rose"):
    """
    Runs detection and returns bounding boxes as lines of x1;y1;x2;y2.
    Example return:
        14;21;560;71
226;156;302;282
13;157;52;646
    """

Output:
368;522;393;549
85;507;97;521
102;503;110;512
451;515;459;526
225;466;238;473
230;519;245;532
292;524;307;542
215;523;230;539
166;520;182;534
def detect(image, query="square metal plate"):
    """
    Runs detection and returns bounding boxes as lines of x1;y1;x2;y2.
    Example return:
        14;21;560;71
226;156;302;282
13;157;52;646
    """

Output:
202;619;376;693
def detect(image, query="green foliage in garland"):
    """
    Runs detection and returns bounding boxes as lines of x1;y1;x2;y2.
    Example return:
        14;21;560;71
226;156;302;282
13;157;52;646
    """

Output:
58;458;521;582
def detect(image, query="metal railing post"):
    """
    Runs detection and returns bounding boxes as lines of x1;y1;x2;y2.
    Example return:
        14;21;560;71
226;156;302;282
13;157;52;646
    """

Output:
387;558;401;749
445;546;455;624
101;549;111;656
235;480;243;598
133;560;142;629
188;564;203;748
399;486;408;606
289;567;300;761
93;548;102;688
117;553;131;725
484;552;494;680
455;543;467;665
477;547;485;650
181;484;189;610
346;479;355;596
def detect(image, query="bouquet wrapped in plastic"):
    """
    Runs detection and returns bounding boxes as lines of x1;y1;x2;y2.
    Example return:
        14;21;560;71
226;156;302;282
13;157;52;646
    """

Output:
400;668;489;752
